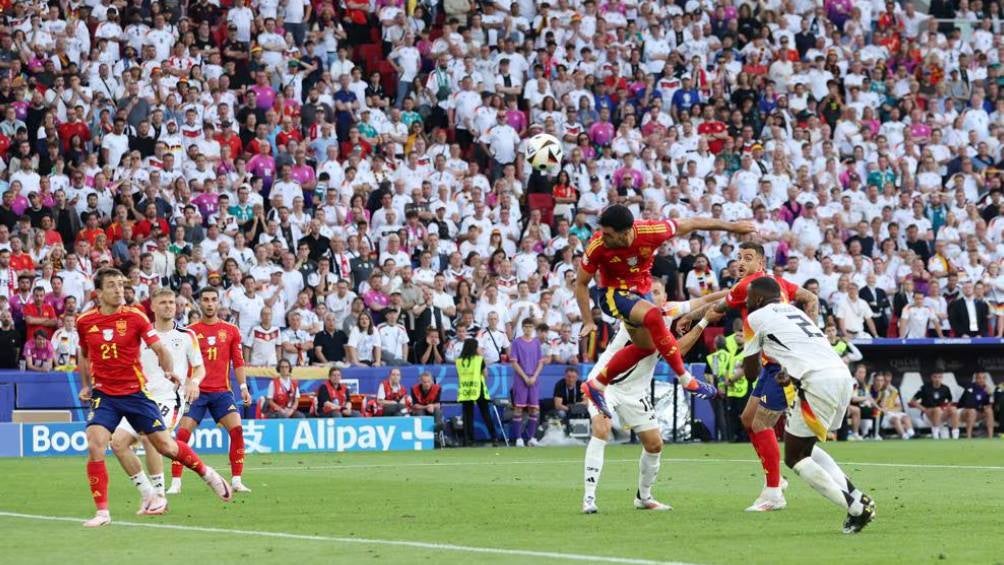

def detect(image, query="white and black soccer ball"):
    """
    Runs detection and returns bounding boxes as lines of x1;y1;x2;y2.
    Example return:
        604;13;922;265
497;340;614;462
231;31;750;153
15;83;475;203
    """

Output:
524;133;564;172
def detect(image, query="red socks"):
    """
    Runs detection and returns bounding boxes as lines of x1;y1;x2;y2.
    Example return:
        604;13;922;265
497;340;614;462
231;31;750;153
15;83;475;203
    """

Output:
597;344;654;385
750;428;782;488
173;440;207;476
171;427;192;480
86;461;109;510
229;427;245;477
642;307;687;375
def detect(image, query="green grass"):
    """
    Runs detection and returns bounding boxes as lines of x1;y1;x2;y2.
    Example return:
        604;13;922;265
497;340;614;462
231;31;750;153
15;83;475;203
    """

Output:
0;440;1002;564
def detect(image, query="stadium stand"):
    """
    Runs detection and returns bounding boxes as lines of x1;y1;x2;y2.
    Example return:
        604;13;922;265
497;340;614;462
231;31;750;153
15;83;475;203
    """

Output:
0;0;1001;443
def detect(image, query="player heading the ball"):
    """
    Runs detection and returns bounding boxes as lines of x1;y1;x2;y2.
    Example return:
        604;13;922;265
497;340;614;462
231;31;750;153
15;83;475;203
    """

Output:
575;204;756;418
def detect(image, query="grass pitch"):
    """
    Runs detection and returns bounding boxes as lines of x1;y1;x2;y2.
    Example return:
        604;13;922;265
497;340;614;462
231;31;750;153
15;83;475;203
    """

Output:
0;440;1001;565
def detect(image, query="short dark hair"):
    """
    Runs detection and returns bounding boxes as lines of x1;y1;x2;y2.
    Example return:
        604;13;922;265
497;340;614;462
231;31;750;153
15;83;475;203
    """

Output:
738;241;765;258
749;276;782;306
598;204;634;231
94;267;124;290
198;286;220;299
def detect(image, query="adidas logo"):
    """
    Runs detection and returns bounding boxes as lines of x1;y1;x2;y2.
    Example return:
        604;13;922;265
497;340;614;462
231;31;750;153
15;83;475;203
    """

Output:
88;325;99;333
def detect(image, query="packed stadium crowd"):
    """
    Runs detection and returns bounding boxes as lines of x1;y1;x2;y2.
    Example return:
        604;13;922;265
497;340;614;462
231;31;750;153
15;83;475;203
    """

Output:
0;0;1001;429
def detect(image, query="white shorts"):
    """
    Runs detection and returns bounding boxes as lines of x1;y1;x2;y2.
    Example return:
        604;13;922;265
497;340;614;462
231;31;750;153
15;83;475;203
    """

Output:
786;374;853;440
587;386;659;433
117;392;187;439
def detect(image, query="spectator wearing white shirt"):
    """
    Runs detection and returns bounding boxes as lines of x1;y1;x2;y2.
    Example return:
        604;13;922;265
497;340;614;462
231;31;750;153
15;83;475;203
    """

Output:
347;312;382;367
230;275;267;342
899;290;943;338
376;309;409;365
281;312;314;367
836;284;878;338
483;111;519;177
477;311;510;365
246;307;281;367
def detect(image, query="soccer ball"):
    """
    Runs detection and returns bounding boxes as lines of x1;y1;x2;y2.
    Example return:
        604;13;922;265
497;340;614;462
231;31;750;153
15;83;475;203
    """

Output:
524;133;564;172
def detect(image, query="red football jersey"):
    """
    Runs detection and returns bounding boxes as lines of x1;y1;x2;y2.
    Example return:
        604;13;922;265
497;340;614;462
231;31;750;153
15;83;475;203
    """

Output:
697;120;728;154
581;219;677;294
77;307;160;396
726;271;802;338
188;320;245;393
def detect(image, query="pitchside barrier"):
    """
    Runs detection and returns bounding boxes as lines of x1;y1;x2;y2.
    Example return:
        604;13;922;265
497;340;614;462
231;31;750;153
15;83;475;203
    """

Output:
1;338;1000;456
0;417;436;457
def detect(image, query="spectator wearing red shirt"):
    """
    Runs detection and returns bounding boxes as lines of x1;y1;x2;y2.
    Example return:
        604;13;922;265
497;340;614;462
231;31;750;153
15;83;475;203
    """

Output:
57;106;91;152
133;202;169;240
40;215;63;247
276;118;304;148
339;127;372;159
23;286;58;340
697;118;729;154
216;123;243;158
104;205;133;243
8;237;34;274
79;212;105;247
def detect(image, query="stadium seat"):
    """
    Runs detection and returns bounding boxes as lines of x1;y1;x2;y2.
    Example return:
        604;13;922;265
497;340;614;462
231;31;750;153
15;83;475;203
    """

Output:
701;326;725;353
898;372;928;429
527;193;555;226
939;372;965;401
377;61;398;98
358;44;383;75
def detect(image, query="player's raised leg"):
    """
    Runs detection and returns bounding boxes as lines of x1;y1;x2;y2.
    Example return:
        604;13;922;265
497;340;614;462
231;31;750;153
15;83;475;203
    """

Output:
145;428;232;501
110;425;165;516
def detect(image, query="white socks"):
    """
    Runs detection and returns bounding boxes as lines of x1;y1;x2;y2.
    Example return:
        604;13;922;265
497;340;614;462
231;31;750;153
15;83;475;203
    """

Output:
583;437;606;500
150;473;165;497
932;426;942;439
811;446;848;492
791;459;863;517
232;475;243;486
950;427;960;439
638;451;661;500
130;472;154;498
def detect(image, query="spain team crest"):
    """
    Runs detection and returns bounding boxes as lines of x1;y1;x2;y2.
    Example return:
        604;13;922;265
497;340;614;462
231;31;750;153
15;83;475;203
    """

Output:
102;329;114;342
218;331;227;343
115;320;128;336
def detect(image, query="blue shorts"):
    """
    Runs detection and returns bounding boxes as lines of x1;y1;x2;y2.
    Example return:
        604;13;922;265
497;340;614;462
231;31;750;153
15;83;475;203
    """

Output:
184;391;239;423
594;288;653;325
752;364;790;412
86;390;166;435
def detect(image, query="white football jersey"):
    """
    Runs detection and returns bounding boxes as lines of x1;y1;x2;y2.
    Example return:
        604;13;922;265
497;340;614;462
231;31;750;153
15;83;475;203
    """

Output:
590;301;691;395
140;328;205;398
742;303;848;383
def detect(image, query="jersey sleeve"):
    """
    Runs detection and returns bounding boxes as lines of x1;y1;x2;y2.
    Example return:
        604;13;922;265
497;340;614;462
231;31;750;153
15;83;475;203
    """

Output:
778;277;802;300
741;310;766;357
133;310;160;346
725;278;748;308
185;330;205;368
663;300;691;321
75;317;90;358
229;325;246;368
637;219;678;247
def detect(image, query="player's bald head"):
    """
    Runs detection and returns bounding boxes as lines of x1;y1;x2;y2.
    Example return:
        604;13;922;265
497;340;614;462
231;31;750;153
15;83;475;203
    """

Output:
746;276;781;313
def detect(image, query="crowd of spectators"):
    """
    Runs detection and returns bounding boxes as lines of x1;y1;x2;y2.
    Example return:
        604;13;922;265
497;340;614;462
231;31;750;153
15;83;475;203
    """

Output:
0;0;1002;397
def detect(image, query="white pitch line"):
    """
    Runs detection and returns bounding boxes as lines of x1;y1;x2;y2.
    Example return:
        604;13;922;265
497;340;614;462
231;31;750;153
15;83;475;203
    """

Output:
0;511;695;565
245;456;1004;473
